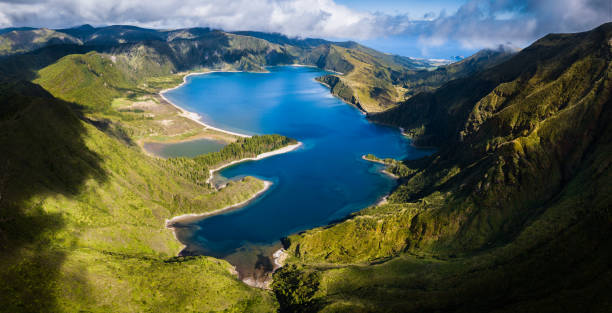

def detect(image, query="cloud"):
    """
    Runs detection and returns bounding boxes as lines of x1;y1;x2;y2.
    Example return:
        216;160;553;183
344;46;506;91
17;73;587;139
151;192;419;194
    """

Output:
412;0;612;50
0;0;409;40
0;0;609;51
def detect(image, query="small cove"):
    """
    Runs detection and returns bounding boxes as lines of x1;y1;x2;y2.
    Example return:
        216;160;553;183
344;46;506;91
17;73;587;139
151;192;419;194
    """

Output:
162;66;434;285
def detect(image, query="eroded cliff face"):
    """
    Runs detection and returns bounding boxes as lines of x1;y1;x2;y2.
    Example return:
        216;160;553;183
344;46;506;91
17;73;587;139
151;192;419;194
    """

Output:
274;23;612;313
289;23;612;261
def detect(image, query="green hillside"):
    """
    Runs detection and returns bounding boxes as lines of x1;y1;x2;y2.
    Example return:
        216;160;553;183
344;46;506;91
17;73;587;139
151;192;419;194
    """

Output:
1;25;461;113
275;22;612;312
309;43;512;112
0;38;299;310
0;28;82;56
1;20;610;313
396;47;515;97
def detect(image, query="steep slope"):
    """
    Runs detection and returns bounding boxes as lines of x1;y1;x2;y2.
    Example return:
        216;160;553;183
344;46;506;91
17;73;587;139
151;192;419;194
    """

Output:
371;28;605;147
397;47;516;97
1;24;465;113
34;52;149;110
0;26;295;78
308;44;410;112
73;25;166;44
29;33;298;110
231;31;330;48
0;28;82;56
55;24;97;40
0;27;37;35
275;22;612;312
57;24;214;44
0;79;289;311
0;35;302;309
312;43;513;112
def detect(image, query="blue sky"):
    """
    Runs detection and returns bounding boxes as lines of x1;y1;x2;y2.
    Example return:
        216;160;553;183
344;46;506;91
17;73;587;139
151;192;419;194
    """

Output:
335;0;465;18
339;0;611;58
332;0;477;58
0;0;610;59
362;36;476;59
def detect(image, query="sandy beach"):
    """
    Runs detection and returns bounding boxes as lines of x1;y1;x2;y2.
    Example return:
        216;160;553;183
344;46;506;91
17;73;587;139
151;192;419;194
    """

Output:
161;68;303;225
160;69;304;266
206;142;303;186
272;248;288;269
166;180;272;227
240;247;288;289
161;67;350;138
159;71;251;138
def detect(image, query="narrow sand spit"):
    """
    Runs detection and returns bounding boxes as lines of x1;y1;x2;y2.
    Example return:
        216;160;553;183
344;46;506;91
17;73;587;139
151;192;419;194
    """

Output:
166;180;272;228
206;142;303;186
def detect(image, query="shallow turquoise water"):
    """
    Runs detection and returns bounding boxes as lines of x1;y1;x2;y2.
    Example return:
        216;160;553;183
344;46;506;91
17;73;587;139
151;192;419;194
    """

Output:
143;138;225;158
164;66;432;258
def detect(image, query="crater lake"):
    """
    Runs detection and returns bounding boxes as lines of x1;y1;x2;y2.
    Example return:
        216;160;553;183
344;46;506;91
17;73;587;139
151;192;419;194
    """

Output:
162;66;433;283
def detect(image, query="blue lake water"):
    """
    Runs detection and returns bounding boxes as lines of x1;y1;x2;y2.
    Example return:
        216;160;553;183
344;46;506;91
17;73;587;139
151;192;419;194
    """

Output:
163;66;432;262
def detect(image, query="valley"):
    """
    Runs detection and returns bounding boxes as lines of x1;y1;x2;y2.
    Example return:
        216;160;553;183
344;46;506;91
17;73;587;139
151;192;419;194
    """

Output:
0;20;610;313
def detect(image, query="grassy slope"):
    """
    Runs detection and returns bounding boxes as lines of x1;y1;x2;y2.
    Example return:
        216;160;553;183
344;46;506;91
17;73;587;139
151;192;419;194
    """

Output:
34;52;143;110
5;23;610;311
310;44;512;113
308;44;410;112
397;48;515;97
0;28;82;56
2;25;472;114
0;47;300;310
275;23;612;312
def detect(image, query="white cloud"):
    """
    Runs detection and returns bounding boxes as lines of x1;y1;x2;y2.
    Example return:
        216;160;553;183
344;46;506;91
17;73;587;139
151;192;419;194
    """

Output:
413;0;611;50
0;0;609;50
0;0;411;39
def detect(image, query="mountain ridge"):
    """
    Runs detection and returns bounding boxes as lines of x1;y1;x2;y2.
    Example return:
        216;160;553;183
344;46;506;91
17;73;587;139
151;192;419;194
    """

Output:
0;20;610;313
1;24;495;112
275;22;612;312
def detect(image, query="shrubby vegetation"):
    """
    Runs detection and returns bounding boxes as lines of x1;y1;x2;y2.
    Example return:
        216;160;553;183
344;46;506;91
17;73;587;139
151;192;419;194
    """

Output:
2;21;611;312
272;265;321;313
164;135;296;187
2;24;481;114
0;80;286;311
195;135;296;167
0;30;302;310
277;23;612;312
0;28;81;56
363;154;415;178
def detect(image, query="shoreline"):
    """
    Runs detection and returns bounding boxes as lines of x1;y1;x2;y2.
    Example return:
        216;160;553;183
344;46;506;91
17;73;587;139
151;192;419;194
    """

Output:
241;248;288;289
166;180;272;227
314;79;367;115
158;65;329;140
159;68;303;268
206;142;303;186
361;155;399;179
272;248;288;269
289;63;344;75
159;71;251;138
158;65;394;289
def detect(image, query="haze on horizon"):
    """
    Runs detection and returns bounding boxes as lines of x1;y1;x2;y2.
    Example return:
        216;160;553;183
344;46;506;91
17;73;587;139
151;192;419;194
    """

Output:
1;0;610;58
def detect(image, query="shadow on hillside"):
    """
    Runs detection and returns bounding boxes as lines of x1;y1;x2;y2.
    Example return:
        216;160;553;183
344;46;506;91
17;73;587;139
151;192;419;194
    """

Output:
0;44;99;81
0;80;107;311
